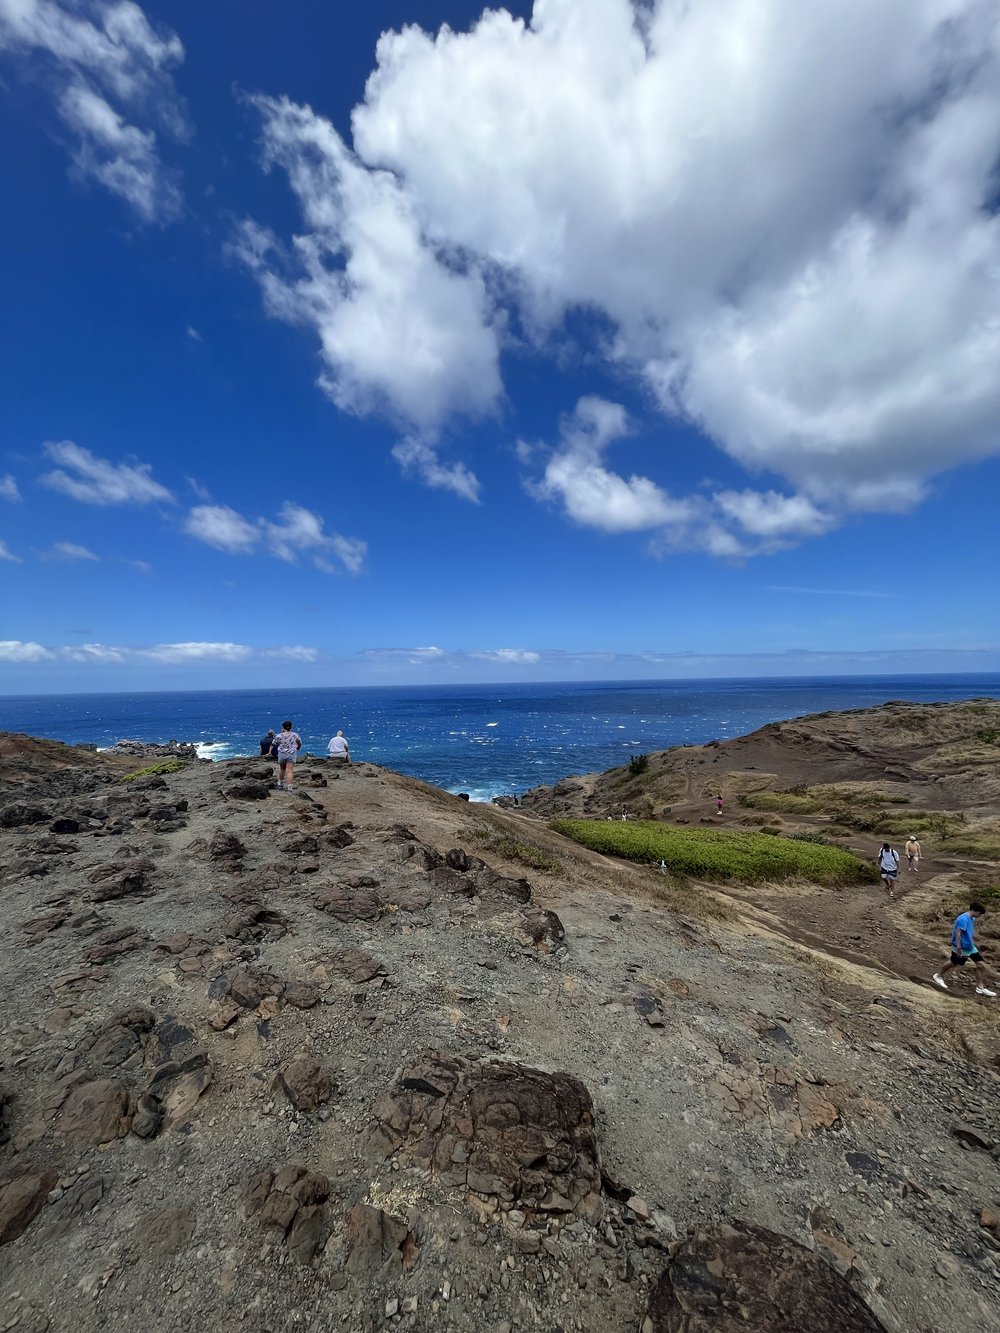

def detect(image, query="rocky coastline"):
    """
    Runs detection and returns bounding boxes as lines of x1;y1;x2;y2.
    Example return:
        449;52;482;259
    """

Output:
0;704;998;1332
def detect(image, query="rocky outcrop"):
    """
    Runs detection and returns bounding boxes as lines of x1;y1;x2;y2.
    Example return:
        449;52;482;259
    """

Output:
642;1224;887;1332
371;1052;603;1226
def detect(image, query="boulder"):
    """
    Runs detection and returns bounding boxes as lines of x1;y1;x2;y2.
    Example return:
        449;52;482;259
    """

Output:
346;1202;421;1274
0;1164;58;1244
59;1078;129;1144
277;1056;335;1113
371;1052;602;1224
642;1223;887;1332
0;803;50;828
246;1165;331;1263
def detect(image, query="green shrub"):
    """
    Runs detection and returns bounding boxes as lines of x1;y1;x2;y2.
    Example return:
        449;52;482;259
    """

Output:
627;753;650;777
976;729;1000;744
549;819;877;886
119;759;187;782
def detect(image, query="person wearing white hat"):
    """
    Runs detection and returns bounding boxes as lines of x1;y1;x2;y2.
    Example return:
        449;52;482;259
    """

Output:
904;835;921;872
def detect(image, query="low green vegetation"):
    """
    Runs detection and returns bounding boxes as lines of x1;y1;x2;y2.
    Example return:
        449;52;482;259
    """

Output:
976;729;1000;744
465;824;563;874
740;785;908;818
119;759;187;782
627;753;650;777
549;819;877;886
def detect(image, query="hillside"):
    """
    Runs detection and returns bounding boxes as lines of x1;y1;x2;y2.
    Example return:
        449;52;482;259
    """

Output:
1;720;999;1333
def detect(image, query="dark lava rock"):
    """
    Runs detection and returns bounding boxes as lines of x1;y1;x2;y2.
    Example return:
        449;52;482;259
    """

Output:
247;1164;331;1264
643;1223;887;1332
313;886;382;922
210;828;246;861
517;907;566;952
58;1078;130;1144
223;781;270;801
277;1055;336;1113
346;1201;421;1274
0;803;50;828
87;857;155;901
0;1163;59;1244
50;816;81;834
371;1051;602;1223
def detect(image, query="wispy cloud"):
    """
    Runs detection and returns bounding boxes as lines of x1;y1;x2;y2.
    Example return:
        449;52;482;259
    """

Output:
41;441;174;505
0;539;23;563
45;540;99;561
0;639;319;666
767;585;892;599
0;474;20;502
185;499;367;575
391;437;481;504
0;0;188;221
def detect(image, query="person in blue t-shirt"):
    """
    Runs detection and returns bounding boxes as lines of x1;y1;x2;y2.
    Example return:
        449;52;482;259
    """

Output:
932;903;995;996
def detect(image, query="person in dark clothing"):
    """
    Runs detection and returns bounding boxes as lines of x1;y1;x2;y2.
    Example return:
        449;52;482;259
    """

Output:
260;729;275;757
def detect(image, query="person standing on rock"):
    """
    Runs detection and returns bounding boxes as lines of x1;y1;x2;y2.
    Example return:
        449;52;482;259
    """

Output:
327;730;351;765
877;843;900;898
905;835;921;872
933;903;996;996
274;720;302;793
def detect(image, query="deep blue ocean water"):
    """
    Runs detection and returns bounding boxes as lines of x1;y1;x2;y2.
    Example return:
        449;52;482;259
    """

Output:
1;674;997;802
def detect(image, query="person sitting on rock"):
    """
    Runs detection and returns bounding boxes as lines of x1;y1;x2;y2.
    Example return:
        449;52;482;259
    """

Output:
327;730;351;765
259;728;275;757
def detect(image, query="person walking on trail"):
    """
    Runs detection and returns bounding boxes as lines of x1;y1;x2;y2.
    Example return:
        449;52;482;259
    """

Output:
933;903;996;996
716;793;724;815
905;835;921;872
877;843;900;898
327;730;351;765
274;720;302;792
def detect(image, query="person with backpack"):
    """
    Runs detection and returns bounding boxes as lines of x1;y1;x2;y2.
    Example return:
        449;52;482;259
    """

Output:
932;903;996;997
877;843;900;898
274;719;302;793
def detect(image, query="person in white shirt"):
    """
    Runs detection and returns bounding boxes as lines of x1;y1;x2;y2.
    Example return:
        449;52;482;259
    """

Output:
327;730;351;765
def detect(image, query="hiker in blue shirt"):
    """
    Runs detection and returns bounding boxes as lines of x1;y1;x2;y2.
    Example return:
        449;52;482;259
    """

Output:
932;903;995;996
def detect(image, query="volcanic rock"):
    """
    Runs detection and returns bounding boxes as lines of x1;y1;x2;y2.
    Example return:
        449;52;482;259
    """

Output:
642;1223;887;1332
372;1051;602;1223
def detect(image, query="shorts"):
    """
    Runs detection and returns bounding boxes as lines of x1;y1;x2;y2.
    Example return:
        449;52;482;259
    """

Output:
950;950;983;967
880;868;898;880
276;752;296;765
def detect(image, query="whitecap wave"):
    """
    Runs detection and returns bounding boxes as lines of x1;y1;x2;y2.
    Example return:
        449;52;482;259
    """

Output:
196;741;238;760
446;782;516;803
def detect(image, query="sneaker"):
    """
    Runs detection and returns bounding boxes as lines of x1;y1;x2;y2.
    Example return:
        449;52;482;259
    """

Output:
285;786;295;794
975;986;997;997
932;974;949;990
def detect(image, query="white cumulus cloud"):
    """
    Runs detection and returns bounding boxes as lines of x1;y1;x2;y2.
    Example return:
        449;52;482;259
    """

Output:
0;640;52;661
245;0;1000;545
0;539;22;562
41;440;174;505
185;499;367;574
0;474;20;502
0;0;187;220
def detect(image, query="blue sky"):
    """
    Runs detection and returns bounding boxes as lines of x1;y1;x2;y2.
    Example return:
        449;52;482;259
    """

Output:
1;0;998;694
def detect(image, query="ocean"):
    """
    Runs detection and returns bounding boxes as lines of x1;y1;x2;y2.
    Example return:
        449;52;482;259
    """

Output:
1;674;997;803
